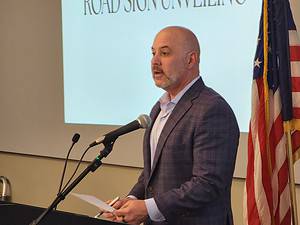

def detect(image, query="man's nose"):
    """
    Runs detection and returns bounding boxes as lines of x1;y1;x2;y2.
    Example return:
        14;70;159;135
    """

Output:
151;54;161;65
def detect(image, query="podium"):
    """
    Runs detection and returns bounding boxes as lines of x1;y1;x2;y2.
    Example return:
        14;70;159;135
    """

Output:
0;201;123;225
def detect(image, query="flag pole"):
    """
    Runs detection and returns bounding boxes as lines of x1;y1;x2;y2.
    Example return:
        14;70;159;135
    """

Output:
284;120;299;225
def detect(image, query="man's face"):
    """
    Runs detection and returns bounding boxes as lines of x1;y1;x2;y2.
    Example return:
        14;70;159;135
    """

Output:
151;30;188;94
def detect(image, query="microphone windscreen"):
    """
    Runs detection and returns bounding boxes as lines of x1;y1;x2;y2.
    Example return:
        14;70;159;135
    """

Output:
72;133;80;143
137;114;151;129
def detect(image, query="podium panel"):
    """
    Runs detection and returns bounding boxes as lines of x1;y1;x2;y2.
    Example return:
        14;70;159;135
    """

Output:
0;201;122;225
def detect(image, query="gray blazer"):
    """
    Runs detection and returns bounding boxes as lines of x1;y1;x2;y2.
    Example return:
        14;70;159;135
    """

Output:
129;78;240;225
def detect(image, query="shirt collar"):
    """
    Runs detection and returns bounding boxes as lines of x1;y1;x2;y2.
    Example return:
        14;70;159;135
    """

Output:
159;76;200;109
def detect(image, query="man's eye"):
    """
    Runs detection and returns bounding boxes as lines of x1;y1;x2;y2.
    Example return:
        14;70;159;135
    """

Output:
160;51;169;56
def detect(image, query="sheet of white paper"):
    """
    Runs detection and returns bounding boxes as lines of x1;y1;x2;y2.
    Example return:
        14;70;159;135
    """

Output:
71;193;115;212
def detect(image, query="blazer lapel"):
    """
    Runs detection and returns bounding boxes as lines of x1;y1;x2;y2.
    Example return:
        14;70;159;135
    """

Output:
148;78;205;182
144;101;161;179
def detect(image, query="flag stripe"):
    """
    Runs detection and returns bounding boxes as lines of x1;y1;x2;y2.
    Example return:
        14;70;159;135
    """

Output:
279;185;290;225
246;127;262;225
277;159;288;195
293;108;300;118
290;46;300;61
291;77;300;91
289;30;300;46
291;62;300;77
292;131;300;153
281;209;291;225
292;92;300;107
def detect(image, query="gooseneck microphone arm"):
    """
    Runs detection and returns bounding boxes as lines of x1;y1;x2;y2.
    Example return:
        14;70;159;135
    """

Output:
29;141;115;225
57;133;80;198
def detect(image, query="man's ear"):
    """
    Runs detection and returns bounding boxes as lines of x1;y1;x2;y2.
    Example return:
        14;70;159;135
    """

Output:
186;51;198;69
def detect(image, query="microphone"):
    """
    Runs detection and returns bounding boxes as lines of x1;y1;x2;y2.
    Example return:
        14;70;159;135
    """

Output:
72;133;80;143
89;114;151;147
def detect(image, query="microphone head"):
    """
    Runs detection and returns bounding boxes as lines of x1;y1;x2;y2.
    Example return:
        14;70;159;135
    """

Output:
72;133;80;143
137;114;152;129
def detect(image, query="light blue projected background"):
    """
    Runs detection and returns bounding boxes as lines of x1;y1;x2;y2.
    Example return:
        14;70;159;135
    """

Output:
61;0;261;131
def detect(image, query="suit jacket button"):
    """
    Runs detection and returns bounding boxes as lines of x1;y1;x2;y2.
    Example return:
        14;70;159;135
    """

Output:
148;186;153;193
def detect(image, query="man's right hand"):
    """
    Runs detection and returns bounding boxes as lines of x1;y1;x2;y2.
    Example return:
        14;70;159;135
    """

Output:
102;197;132;221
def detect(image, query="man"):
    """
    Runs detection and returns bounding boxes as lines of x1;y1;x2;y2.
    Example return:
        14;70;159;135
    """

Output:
104;26;239;225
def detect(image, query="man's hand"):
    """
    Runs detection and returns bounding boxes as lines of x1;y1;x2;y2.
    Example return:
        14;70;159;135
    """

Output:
101;198;131;221
113;199;148;225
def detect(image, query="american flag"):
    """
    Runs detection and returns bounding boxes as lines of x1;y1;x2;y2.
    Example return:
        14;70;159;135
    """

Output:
244;0;300;224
